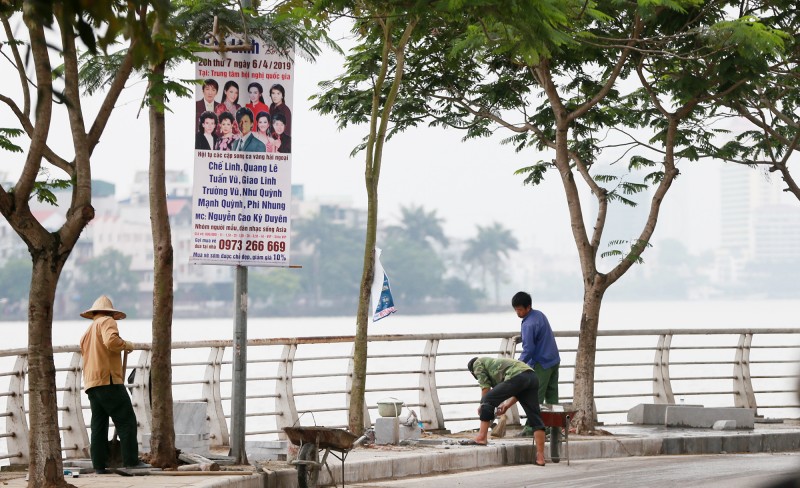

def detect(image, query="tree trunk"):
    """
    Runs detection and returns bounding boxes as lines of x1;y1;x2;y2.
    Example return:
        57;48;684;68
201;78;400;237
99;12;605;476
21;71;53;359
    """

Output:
571;279;606;433
147;60;177;467
27;247;76;488
347;14;417;435
349;199;376;435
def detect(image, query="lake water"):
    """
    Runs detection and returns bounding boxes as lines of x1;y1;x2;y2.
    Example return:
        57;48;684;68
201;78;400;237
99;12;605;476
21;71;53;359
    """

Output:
6;298;799;348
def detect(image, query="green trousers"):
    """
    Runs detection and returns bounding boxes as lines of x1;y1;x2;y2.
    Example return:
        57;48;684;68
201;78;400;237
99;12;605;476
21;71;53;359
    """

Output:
87;384;139;468
534;362;560;405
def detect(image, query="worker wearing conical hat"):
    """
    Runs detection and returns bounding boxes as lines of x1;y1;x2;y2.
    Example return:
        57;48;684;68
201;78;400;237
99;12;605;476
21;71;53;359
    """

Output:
79;295;148;473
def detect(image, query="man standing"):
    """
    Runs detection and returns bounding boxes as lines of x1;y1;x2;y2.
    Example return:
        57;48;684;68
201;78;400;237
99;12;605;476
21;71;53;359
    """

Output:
80;295;148;473
468;357;547;466
512;291;560;436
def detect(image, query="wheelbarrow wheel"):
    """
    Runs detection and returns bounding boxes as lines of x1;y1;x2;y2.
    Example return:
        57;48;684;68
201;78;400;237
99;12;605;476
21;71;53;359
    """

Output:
297;442;320;488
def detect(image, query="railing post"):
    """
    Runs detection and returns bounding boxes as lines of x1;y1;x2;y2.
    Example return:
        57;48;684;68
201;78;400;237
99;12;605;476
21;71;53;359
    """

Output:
5;355;28;466
733;333;757;412
202;346;230;447
275;344;299;439
130;350;152;446
499;337;517;358
653;334;674;404
419;339;444;431
498;337;521;425
61;352;89;459
346;343;371;431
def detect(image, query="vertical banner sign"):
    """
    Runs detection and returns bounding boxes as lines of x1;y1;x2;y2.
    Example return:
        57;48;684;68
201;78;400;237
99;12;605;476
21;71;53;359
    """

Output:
190;37;293;266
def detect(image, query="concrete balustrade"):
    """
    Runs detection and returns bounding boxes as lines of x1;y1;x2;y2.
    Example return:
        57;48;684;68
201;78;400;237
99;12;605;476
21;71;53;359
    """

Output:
0;328;798;463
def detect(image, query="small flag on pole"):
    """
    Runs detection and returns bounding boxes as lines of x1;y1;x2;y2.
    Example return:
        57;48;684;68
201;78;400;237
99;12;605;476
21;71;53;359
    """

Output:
371;247;397;322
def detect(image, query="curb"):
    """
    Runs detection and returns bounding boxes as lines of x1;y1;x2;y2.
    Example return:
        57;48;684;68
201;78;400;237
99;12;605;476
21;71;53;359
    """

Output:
195;473;265;488
259;430;800;487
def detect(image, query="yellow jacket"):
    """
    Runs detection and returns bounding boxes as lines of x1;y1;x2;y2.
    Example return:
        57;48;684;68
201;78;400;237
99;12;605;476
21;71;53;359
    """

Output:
80;315;128;389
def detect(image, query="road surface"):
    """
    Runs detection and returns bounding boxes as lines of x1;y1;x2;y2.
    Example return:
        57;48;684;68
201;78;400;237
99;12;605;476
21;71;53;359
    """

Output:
351;453;800;488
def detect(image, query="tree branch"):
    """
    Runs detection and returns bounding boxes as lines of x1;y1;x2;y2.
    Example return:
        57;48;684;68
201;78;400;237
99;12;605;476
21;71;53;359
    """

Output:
86;43;137;152
568;14;642;123
1;14;30;118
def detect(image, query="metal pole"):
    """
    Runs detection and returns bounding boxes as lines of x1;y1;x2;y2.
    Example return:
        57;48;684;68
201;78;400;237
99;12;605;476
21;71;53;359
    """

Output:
231;0;251;464
230;264;248;463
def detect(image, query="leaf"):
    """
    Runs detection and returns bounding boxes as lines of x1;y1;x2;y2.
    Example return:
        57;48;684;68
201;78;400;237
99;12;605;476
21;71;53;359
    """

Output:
32;179;72;206
514;162;550;186
0;128;24;154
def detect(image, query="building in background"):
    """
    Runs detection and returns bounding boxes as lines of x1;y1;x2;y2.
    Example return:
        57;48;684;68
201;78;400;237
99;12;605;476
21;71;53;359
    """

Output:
716;164;800;292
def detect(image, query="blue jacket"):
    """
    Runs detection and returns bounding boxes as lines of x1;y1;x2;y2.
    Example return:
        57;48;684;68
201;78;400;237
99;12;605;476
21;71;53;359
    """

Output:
518;309;560;369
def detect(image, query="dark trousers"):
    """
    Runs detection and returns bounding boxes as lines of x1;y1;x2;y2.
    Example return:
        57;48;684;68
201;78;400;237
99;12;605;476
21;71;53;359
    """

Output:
87;384;139;468
480;370;545;430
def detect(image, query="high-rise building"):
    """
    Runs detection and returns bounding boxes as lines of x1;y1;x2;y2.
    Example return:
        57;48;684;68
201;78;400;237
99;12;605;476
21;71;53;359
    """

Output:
717;164;800;287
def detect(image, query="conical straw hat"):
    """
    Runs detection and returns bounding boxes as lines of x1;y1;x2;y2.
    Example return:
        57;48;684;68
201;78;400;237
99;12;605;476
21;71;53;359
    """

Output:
80;295;126;320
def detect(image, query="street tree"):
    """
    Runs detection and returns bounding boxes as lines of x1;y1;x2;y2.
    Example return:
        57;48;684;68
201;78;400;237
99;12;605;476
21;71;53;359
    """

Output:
308;0;430;434
309;0;577;434
458;2;784;431
0;2;154;485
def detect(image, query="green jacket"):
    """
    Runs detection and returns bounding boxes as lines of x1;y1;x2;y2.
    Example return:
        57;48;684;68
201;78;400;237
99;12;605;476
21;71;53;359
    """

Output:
473;357;532;390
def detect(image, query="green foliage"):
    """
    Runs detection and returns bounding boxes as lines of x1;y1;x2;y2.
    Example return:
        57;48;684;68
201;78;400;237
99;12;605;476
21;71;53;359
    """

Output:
4;1;171;61
514;163;550;186
691;2;800;201
31;178;71;206
73;0;331;112
310;0;588;155
176;0;334;61
601;238;652;264
0;128;23;154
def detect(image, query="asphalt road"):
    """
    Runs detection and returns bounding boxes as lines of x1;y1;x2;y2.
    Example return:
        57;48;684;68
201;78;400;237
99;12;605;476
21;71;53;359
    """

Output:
351;453;800;488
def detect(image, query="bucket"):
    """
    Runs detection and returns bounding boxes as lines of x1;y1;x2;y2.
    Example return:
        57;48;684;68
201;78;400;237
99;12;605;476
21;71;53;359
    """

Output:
376;397;404;417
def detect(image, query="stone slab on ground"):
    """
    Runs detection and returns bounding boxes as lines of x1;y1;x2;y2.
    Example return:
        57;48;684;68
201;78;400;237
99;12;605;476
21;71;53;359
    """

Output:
627;403;703;424
665;406;755;429
245;440;289;462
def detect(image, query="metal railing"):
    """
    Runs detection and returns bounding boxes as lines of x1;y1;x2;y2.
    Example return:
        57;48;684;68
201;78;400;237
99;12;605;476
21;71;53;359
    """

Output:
1;328;799;464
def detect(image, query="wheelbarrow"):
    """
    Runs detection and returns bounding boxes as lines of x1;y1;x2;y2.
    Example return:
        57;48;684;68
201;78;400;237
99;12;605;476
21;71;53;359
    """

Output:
284;426;359;488
540;404;576;465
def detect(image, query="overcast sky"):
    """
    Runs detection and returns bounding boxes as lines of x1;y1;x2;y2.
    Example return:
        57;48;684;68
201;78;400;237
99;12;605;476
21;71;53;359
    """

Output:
3;26;796;261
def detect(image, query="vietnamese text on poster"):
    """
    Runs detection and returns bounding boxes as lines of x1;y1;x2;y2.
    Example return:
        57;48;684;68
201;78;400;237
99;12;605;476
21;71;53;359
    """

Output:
190;37;293;267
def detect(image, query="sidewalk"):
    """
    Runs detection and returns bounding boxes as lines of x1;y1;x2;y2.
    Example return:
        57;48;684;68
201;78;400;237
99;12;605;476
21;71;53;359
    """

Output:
4;422;800;487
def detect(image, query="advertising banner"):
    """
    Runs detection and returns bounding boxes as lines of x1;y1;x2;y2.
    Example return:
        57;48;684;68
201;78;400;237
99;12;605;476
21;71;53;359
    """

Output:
371;248;397;322
190;38;293;266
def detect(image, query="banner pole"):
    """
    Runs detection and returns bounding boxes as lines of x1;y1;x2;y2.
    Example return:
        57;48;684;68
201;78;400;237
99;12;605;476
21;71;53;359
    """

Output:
230;264;248;464
231;0;251;465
